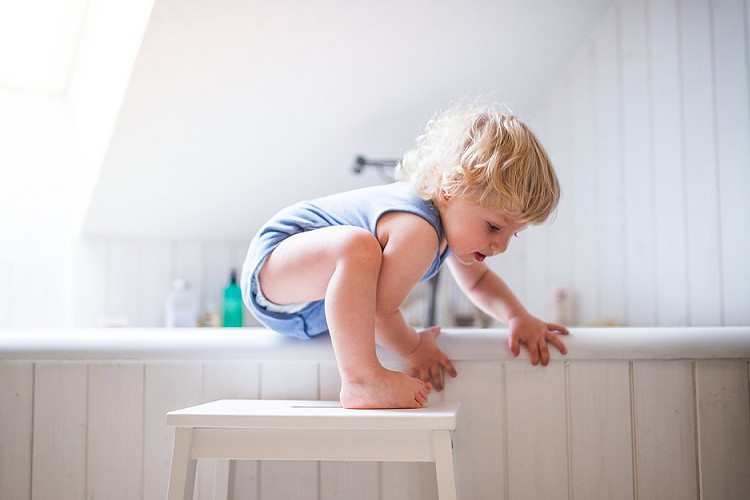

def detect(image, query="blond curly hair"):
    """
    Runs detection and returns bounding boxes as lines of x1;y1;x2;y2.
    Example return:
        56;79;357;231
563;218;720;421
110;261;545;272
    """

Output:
396;102;560;224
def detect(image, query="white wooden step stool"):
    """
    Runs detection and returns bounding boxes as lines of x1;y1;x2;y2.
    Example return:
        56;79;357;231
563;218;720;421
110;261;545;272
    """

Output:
166;399;460;500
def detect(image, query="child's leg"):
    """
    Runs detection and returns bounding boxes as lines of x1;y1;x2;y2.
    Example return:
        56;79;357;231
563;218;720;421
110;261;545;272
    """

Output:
259;226;431;409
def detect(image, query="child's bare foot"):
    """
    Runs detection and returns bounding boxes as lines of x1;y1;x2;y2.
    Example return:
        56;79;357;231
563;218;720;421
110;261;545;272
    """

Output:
340;367;432;409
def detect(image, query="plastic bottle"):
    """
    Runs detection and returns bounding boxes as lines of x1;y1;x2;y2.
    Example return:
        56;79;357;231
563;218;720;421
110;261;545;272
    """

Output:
164;279;198;327
197;296;221;327
223;270;243;327
552;287;576;326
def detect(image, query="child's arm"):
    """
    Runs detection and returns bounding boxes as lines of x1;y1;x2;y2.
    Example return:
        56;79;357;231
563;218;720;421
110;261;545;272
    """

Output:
374;212;457;388
446;255;568;366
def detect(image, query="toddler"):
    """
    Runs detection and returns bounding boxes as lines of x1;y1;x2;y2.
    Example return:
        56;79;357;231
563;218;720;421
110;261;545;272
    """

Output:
241;102;569;409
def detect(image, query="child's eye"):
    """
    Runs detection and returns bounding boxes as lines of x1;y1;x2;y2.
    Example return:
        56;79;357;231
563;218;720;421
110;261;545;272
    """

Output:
487;223;501;233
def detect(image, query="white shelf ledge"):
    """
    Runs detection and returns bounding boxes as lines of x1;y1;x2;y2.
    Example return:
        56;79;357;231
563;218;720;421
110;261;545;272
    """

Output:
0;327;748;361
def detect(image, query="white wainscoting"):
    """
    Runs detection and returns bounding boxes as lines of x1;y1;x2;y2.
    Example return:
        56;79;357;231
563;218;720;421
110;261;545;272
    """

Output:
70;236;459;330
72;237;253;329
523;0;750;327
1;327;749;500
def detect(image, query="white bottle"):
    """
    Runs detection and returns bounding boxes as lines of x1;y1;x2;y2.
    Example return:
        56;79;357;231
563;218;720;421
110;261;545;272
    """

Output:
552;287;576;326
164;279;198;327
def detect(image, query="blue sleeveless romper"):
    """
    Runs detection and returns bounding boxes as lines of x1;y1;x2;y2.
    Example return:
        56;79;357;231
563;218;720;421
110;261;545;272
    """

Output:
240;182;450;340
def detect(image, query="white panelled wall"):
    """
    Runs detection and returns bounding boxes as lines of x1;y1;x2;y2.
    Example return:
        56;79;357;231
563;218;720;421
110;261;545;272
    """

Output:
512;0;750;327
73;237;253;328
0;0;747;329
54;0;747;330
1;328;749;500
71;237;441;328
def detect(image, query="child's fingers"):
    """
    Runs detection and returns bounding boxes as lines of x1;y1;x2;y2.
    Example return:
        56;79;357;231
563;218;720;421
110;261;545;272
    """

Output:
419;368;431;386
430;364;443;391
546;332;568;354
441;356;457;378
539;339;550;366
509;336;520;357
421;325;441;337
547;323;570;335
528;341;540;366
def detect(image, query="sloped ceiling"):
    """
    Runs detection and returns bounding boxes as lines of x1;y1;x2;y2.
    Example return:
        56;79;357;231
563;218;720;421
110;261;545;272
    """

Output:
83;0;615;240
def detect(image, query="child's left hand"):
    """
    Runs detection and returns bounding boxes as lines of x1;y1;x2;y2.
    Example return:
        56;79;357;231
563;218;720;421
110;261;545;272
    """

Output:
508;314;569;366
405;326;458;391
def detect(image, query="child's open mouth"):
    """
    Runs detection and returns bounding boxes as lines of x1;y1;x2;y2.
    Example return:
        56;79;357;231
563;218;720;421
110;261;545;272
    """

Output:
474;252;486;262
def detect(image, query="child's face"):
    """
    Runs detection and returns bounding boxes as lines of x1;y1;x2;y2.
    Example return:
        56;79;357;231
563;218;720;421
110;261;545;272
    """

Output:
438;196;527;265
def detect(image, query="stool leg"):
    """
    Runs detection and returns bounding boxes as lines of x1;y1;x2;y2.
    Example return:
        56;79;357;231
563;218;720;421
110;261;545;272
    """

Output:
168;427;198;500
432;430;457;500
213;460;230;500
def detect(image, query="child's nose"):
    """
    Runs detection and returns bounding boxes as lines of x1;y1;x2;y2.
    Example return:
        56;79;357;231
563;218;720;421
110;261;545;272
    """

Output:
491;236;510;255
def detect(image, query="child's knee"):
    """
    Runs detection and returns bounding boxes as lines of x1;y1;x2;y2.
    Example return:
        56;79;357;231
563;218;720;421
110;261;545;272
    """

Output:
337;228;382;271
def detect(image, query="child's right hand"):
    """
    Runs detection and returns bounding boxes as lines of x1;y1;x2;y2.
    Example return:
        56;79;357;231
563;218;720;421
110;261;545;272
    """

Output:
404;326;457;391
508;313;568;366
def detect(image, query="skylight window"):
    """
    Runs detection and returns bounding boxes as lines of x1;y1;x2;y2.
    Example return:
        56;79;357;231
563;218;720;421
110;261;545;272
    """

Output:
0;0;90;95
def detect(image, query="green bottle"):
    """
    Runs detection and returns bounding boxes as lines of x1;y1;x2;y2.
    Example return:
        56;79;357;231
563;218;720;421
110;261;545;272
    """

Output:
223;270;243;327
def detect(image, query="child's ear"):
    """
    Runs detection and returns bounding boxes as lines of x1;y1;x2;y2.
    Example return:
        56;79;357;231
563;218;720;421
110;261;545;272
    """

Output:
438;168;465;203
435;187;453;207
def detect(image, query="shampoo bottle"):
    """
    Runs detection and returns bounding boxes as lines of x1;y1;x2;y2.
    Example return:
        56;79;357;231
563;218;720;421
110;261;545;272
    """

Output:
223;269;243;327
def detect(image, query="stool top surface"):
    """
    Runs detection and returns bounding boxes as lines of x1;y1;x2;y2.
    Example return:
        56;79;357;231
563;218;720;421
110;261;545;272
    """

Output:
167;399;460;430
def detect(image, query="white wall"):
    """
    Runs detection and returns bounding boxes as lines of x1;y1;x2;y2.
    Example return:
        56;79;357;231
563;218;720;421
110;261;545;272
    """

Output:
0;0;155;328
69;0;749;329
492;0;750;326
82;0;614;241
3;0;748;328
0;95;71;328
72;237;446;328
73;237;251;328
